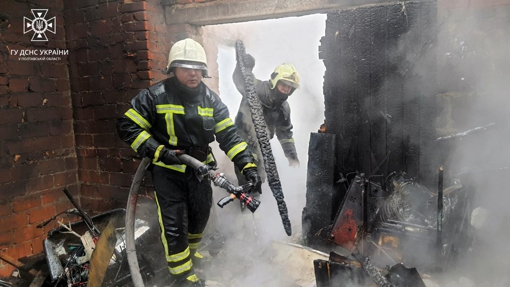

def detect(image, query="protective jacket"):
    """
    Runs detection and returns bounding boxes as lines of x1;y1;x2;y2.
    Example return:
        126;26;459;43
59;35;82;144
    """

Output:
232;64;298;162
117;76;255;173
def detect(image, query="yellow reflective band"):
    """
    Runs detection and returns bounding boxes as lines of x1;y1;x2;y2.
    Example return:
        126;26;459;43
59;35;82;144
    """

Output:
167;247;190;263
227;142;247;160
168;259;192;275
188;233;203;240
156;104;185;114
154;192;170;257
215;118;234;133
197;106;214;117
130;131;151;152
187;274;200;283
189;242;200;249
125;108;151;130
153;145;165;163
241;163;257;173
279;138;295;144
154;161;186;173
156;104;184;146
207;153;214;163
194;252;204;259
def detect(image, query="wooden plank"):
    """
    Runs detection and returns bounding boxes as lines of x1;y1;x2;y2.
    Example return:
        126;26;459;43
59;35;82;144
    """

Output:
0;253;38;276
28;269;46;287
87;218;118;287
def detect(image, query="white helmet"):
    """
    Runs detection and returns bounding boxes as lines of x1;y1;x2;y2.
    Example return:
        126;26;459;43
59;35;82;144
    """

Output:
164;38;207;74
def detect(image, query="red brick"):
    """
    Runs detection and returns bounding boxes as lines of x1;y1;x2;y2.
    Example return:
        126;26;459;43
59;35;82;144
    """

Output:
0;200;13;217
75;134;94;147
41;188;63;205
61;135;75;148
31;158;67;177
29;77;56;93
100;61;115;75
0;232;14;249
93;134;116;148
109;172;132;187
25;175;55;192
91;20;113;36
113;74;133;89
53;171;77;187
0;266;15;278
0;213;28;233
9;78;29;93
16;93;44;107
80;183;100;197
136;50;152;61
0;181;26;200
78;157;98;170
73;107;94;120
31;236;45;255
26;107;61;122
65;157;78;170
76;0;97;9
29;205;56;224
125;21;149;32
85;120;116;133
41;63;68;79
50;119;73;136
126;41;149;51
80;197;113;214
93;105;117;120
98;3;119;18
14;226;44;243
56;79;71;92
99;157;122;172
121;2;147;12
81;92;104;106
77;148;97;157
0;108;23;124
59;107;73;120
20;122;50;138
121;13;134;22
131;79;151;89
79;169;101;183
90;75;113;91
0;1;29;16
12;195;42;213
64;9;85;25
89;47;110;62
44;92;71;107
0;124;20;141
137;71;152;80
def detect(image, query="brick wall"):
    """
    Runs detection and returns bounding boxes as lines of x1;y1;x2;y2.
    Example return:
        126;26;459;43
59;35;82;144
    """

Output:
0;0;78;277
64;0;202;214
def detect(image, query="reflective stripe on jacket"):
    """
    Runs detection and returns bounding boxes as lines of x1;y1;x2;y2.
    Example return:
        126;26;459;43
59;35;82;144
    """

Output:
117;77;255;172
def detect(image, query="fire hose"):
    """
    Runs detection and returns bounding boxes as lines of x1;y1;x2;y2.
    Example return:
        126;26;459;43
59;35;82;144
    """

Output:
235;39;292;236
125;155;261;287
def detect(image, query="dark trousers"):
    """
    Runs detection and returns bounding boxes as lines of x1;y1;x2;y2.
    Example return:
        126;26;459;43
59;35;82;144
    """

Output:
151;165;213;283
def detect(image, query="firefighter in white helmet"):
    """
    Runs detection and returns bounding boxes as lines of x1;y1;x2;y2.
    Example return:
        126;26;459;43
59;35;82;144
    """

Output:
232;54;301;198
117;38;261;287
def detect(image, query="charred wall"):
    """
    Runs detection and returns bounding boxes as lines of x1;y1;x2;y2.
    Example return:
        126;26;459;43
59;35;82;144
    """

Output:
321;1;438;185
304;1;438;250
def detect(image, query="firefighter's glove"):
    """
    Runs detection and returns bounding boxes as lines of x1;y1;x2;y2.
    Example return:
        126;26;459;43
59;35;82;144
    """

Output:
242;54;255;70
288;154;300;168
160;148;184;165
244;168;262;194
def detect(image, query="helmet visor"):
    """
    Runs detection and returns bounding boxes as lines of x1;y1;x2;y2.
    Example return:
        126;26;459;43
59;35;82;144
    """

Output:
280;79;299;89
170;61;207;71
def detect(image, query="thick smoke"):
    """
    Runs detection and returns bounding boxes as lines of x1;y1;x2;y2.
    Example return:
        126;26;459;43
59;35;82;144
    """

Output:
201;14;326;286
